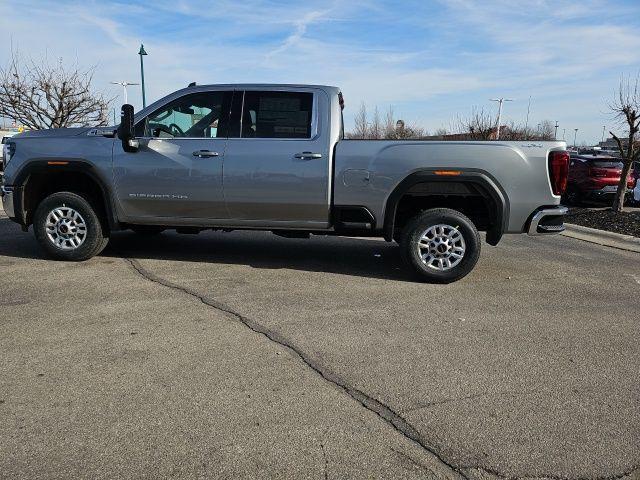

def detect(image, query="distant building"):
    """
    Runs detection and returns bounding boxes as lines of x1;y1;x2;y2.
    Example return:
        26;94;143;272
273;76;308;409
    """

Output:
598;136;629;150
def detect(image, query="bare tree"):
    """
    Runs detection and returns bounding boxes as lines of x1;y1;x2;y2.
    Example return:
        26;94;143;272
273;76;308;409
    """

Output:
369;106;383;139
392;122;425;140
608;75;640;212
537;120;555;140
349;102;369;139
0;50;111;130
455;107;495;140
383;106;396;138
498;120;555;141
347;103;425;139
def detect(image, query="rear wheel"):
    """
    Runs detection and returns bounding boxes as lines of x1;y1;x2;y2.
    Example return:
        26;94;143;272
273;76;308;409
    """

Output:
400;208;480;283
33;192;109;261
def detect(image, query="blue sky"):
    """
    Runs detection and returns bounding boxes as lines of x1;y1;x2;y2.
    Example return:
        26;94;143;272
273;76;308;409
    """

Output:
2;0;640;143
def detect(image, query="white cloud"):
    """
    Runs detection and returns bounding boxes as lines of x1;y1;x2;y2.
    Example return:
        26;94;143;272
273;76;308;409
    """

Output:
1;0;638;142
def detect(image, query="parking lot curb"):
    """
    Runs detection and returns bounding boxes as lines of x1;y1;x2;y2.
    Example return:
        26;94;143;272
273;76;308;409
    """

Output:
562;223;640;253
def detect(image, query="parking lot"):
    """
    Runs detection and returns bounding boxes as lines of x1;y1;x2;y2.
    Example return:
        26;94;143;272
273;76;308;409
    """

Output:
1;205;639;479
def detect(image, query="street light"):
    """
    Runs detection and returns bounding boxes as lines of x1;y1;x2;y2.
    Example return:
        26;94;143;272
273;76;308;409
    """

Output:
573;128;578;148
110;81;139;104
138;44;148;108
490;97;513;140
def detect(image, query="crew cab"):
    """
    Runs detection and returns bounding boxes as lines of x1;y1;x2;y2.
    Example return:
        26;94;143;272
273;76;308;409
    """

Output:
1;84;569;283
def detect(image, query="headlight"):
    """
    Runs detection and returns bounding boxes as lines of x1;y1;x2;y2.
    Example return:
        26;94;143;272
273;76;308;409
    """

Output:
3;141;15;166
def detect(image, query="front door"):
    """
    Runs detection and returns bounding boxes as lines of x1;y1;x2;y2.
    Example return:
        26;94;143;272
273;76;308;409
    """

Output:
113;90;233;222
222;89;331;228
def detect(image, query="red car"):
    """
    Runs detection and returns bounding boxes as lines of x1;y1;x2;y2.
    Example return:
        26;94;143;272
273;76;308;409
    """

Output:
564;154;636;205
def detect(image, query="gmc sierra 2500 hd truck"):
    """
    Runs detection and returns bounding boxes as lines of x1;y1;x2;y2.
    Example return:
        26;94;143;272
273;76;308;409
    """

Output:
1;84;569;283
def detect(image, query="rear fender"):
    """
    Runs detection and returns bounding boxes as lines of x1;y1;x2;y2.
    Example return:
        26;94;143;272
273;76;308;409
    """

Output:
383;170;509;245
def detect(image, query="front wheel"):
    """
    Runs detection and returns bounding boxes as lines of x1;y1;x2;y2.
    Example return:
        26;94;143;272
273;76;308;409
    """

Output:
400;208;481;283
33;192;109;261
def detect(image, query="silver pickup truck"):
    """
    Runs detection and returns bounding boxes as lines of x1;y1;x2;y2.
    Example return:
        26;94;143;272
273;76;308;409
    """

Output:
1;84;569;282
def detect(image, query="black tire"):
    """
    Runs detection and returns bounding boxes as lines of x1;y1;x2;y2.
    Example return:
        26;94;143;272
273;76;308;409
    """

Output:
130;225;166;235
400;208;481;283
33;192;109;261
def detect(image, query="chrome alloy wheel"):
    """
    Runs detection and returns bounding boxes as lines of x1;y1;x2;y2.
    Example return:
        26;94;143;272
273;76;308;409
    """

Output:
45;206;88;251
417;224;466;271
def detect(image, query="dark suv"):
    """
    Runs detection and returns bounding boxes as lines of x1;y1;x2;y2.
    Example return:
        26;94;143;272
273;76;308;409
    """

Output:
564;154;636;205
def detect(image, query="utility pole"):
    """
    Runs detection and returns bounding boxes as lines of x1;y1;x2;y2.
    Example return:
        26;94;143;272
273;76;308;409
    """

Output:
562;128;566;141
490;97;513;140
110;81;139;105
525;95;531;130
554;121;559;140
573;128;578;148
601;125;606;143
138;44;148;108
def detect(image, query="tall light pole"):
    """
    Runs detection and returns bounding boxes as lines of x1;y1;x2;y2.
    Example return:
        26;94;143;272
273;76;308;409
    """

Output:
573;128;578;148
490;97;513;140
138;44;148;108
110;81;139;104
554;121;559;140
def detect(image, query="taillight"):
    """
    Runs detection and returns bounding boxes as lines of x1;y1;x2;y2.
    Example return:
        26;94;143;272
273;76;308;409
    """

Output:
548;151;569;196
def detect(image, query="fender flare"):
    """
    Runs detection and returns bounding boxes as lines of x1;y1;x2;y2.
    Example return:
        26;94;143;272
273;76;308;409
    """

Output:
382;170;509;246
12;158;120;230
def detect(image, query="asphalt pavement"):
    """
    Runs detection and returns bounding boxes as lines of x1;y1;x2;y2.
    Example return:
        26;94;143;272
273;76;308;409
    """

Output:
1;206;638;479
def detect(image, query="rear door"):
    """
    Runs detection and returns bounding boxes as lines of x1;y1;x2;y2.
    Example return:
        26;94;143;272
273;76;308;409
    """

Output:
113;89;233;221
222;88;331;228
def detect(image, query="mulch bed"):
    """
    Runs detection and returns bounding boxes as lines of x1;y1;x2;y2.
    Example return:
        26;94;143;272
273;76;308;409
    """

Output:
564;207;640;238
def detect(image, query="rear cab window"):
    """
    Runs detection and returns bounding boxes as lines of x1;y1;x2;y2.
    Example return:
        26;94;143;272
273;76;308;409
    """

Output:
239;91;314;139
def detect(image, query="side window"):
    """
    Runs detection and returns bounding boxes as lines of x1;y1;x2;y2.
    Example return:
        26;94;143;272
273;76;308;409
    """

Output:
241;91;313;139
136;91;232;138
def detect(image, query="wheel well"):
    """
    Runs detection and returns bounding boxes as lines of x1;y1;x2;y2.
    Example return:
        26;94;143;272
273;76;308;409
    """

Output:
23;171;109;230
390;181;500;242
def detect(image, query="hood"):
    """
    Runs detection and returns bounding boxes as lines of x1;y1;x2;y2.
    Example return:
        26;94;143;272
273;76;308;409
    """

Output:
13;127;94;139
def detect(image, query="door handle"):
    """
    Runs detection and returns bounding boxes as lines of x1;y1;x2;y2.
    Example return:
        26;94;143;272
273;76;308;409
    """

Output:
193;150;220;158
294;152;323;159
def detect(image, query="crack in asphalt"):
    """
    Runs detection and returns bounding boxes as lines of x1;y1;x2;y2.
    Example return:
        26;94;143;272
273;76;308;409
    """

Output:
320;442;329;480
123;257;464;479
123;256;639;480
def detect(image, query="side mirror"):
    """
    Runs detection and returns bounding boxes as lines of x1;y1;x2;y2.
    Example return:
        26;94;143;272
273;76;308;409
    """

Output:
118;104;139;152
